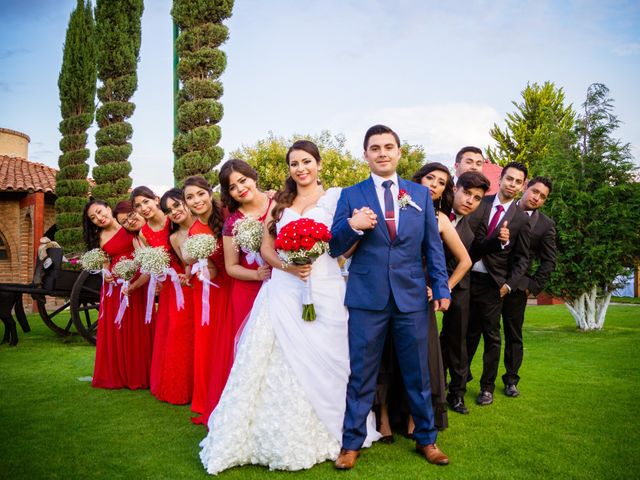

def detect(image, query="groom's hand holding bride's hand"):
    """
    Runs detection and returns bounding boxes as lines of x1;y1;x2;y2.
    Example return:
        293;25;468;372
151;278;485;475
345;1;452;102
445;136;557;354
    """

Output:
348;207;377;231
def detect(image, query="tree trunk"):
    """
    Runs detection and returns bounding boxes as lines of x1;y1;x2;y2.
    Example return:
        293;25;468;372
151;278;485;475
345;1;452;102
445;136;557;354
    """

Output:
564;285;612;330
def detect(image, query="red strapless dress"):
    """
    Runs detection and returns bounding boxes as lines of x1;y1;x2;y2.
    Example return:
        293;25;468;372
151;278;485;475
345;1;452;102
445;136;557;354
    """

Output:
189;219;233;420
92;227;153;389
142;219;194;404
222;205;270;334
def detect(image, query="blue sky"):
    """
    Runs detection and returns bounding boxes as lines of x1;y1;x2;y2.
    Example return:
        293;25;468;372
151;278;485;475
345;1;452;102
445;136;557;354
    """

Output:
1;0;639;187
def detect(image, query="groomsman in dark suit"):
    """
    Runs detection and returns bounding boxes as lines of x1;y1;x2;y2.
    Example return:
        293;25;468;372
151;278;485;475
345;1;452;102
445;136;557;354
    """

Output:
501;176;556;397
466;162;531;406
441;172;491;414
452;146;485;185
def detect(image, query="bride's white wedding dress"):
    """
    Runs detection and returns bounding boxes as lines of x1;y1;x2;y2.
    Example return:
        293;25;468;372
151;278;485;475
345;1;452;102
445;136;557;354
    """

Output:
199;188;379;474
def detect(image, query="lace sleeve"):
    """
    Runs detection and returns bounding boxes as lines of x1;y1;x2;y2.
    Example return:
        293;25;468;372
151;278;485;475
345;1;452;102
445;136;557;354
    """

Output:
317;187;342;218
222;212;241;237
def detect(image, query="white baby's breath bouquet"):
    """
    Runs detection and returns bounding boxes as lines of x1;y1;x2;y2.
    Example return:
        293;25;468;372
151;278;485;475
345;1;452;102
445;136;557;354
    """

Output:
232;216;264;266
80;248;108;272
112;258;137;281
134;246;170;276
111;258;137;327
183;234;218;260
134;246;183;323
183;233;219;326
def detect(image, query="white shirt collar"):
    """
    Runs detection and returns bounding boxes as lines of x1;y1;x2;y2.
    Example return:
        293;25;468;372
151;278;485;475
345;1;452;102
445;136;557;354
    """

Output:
371;172;399;189
494;194;513;211
516;200;534;216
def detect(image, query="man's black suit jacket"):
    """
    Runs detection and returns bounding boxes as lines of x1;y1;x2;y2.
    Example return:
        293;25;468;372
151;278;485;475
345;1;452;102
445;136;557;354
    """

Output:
513;209;557;295
469;195;531;290
444;215;475;290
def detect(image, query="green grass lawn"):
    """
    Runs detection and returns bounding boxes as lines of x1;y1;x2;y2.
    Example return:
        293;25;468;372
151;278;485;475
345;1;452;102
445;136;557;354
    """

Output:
612;296;640;305
1;305;639;479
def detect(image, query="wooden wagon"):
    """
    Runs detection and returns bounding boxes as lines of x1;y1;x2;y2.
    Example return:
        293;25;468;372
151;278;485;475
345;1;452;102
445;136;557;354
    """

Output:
0;247;101;345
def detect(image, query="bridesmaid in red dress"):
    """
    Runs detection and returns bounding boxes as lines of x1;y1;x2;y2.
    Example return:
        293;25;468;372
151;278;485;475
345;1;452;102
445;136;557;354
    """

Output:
182;176;233;422
82;198;153;389
219;160;272;334
131;186;195;405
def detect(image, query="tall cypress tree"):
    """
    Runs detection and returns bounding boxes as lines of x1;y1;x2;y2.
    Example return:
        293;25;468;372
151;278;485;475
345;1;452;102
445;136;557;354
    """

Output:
92;0;144;205
172;0;234;186
56;0;97;255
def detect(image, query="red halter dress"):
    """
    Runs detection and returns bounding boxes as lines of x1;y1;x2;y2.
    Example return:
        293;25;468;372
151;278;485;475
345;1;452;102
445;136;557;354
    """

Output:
142;218;194;404
188;219;233;420
222;200;272;334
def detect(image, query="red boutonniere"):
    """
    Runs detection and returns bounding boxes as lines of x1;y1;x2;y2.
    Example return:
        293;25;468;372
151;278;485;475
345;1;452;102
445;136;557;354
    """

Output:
398;189;422;211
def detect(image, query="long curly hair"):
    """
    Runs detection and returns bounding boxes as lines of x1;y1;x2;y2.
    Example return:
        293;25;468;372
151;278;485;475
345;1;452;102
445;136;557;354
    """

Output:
82;198;110;250
268;140;321;235
412;162;454;216
182;176;224;237
219;159;259;213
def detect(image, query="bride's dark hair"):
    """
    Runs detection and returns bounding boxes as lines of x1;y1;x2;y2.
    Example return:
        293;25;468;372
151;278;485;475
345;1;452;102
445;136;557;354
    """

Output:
268;140;321;236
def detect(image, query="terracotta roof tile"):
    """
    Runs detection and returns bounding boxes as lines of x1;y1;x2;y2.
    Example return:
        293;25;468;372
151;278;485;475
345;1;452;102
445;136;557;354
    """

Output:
0;155;57;194
483;161;502;195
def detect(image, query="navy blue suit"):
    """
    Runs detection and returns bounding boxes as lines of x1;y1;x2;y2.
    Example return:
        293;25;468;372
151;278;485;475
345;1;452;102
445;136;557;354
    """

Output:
330;176;450;449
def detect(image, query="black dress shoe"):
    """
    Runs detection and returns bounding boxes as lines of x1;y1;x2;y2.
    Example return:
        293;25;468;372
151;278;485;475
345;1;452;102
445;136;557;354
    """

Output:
504;384;520;397
379;434;395;444
476;390;493;406
447;395;469;414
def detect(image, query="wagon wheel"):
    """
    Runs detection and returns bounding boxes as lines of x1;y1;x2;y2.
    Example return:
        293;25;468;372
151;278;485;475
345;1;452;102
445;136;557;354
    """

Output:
70;270;102;345
34;294;73;337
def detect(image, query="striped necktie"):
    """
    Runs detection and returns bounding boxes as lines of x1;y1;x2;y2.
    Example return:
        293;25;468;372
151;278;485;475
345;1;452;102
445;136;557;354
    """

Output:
382;180;396;241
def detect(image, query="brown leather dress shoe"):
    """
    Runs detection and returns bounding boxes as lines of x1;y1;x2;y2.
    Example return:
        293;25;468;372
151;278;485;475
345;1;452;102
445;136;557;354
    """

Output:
415;443;449;465
335;449;360;470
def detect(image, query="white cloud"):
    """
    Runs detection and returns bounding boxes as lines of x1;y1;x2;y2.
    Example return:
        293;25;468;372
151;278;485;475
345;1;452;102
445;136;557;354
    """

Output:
332;103;502;160
613;43;640;56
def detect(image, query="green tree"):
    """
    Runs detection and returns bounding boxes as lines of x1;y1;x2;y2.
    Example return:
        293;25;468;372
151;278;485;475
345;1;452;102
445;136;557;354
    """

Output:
397;143;426;180
172;0;233;186
55;0;97;255
487;81;576;174
538;83;640;330
229;131;369;191
92;0;143;205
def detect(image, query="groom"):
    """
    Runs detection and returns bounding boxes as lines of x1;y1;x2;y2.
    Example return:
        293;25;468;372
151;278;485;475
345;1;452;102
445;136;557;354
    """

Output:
330;125;451;469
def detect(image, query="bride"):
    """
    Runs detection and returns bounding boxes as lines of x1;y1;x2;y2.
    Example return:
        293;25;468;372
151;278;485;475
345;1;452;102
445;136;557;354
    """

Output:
199;140;379;474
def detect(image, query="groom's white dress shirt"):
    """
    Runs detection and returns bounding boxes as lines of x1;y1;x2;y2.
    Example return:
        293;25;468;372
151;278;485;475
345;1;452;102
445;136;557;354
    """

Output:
370;172;400;231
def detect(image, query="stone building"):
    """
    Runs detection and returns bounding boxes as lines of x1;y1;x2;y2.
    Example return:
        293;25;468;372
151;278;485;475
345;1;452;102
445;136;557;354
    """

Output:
0;128;57;295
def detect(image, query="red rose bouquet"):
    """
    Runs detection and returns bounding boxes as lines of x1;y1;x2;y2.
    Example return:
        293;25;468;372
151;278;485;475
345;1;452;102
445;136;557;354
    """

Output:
275;218;332;321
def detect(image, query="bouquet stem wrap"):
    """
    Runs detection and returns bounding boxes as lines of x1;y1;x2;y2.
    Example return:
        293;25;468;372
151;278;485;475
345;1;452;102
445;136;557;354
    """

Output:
302;277;316;321
103;269;114;297
114;279;129;328
143;267;185;324
242;248;264;267
90;268;113;297
144;275;159;325
166;268;185;310
191;259;219;326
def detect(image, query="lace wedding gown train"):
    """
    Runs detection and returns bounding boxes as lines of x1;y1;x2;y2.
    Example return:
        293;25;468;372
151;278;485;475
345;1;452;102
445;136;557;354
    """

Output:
199;188;379;474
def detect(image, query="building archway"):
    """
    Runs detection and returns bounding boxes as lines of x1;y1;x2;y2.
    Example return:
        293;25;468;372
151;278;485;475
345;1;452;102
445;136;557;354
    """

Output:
0;229;9;260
